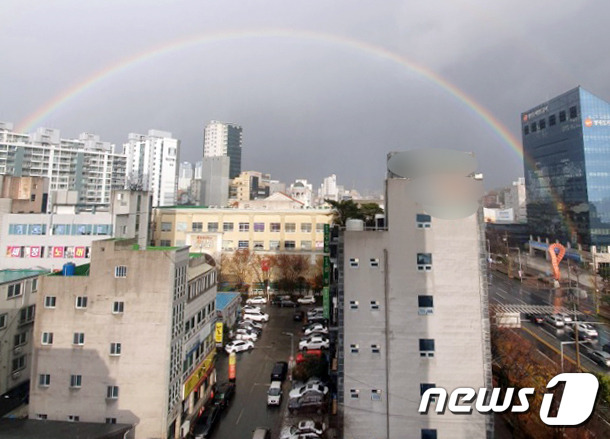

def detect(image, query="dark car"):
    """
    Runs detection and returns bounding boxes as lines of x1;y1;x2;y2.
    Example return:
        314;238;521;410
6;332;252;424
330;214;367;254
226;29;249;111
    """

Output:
525;313;544;325
192;405;220;439
280;299;299;308
293;310;304;321
288;391;327;415
213;382;235;409
270;296;282;306
307;316;328;326
271;361;288;381
603;343;610;354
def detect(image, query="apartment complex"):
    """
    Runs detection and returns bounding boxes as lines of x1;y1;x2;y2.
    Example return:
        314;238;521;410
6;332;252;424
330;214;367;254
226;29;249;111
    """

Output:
152;206;332;253
0;122;126;207
203;120;242;179
337;154;491;438
123;130;179;207
0;269;48;397
29;239;218;439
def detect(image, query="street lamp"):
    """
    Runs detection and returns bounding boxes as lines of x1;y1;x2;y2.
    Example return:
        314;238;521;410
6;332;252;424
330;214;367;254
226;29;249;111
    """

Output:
282;332;295;380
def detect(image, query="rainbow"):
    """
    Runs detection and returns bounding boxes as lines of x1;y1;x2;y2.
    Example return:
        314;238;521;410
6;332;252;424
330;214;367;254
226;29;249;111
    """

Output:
13;28;579;238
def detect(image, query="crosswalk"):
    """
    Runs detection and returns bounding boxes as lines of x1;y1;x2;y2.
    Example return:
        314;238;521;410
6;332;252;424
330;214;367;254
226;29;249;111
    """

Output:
491;303;584;316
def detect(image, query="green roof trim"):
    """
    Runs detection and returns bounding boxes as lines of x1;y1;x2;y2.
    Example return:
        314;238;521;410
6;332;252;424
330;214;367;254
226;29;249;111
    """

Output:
49;264;91;277
0;269;48;284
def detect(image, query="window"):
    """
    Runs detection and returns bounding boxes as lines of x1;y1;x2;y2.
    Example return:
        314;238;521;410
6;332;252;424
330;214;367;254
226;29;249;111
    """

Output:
370;258;379;267
371;344;380;354
12;355;25;372
115;266;127;278
238;240;249;249
253;241;264;250
539;118;546;129
238;222;249;232
350;389;359;399
270;222;281;232
559;110;566;122
0;313;7;329
73;332;85;346
161;222;172;232
270;240;280;250
207;222;218;232
301;241;312;250
110;342;122;356
42;332;54;345
419;339;435;357
67;415;80;422
420;383;436;396
531;121;537;132
371;389;382;401
284;241;296;250
112;301;124;314
105;418;117;424
20;305;35;324
350;344;359;353
316;223;325;233
75;296;88;309
223;222;234;232
160;240;171;247
37;414;47;420
549;114;556;126
349;258;359;268
301;223;312;233
350;300;359;310
39;374;51;387
107;386;119;399
32;278;38;291
70;374;82;388
523;125;529;135
416;214;431;228
14;332;27;347
418;295;434;315
285;223;296;233
253;222;265;232
7;283;22;299
421;429;438;439
417;253;432;271
192;222;203;232
569;105;578;119
370;300;379;310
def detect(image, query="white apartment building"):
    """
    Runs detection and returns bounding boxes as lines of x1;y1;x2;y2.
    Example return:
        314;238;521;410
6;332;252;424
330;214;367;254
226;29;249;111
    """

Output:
202;121;242;179
124;130;179;207
319;174;339;202
338;154;491;438
178;161;193;192
29;239;218;439
0;122;126;207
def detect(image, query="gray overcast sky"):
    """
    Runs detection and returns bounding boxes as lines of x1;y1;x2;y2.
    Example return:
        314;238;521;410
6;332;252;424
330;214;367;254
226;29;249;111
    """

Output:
1;0;609;194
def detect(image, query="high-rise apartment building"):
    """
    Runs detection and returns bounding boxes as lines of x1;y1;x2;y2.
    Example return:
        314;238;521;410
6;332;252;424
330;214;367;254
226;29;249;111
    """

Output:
178;161;193;191
522;86;610;250
202;121;242;179
29;239;218;439
337;152;491;438
0;123;126;207
200;157;230;207
124;130;179;207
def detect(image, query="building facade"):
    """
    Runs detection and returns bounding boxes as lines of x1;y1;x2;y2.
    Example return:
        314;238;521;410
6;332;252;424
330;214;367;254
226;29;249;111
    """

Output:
229;171;270;201
338;159;491;438
29;239;217;439
200;157;230;207
0;123;126;207
123;130;179;207
522;87;610;250
203;121;242;179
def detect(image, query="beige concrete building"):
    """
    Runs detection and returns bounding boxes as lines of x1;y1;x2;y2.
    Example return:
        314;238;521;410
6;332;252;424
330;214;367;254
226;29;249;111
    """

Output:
0;176;48;214
152;206;332;253
29;239;217;439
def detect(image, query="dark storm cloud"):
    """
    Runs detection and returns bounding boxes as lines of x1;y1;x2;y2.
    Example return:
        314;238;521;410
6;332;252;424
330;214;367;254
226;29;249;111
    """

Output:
1;0;609;193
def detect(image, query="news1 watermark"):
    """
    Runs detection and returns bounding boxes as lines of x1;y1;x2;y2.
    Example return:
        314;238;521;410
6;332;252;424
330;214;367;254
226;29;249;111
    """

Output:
419;373;599;426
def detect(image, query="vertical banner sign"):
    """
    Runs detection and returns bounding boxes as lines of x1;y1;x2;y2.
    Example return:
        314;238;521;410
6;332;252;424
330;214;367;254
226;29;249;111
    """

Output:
323;287;330;319
323;256;330;287
214;322;223;345
323;224;330;253
228;352;236;381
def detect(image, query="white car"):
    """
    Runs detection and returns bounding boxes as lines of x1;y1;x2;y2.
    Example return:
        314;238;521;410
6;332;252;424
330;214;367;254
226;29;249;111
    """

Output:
289;383;329;399
242;310;269;322
304;324;328;336
234;329;258;341
247;296;267;305
225;340;254;354
238;319;263;330
297;420;325;436
573;323;598;338
589;350;610;368
545;314;565;328
299;335;329;350
297;296;316;305
558;312;574;324
243;305;262;313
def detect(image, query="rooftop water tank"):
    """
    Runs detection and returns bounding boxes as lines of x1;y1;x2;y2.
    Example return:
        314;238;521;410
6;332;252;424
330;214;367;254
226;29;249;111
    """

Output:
62;262;76;276
345;219;364;231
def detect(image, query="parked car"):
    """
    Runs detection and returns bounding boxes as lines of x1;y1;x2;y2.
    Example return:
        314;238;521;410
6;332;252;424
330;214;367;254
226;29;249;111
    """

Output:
237;323;262;336
271;361;289;381
243;305;262;313
238;319;263;330
192;405;220;439
225;340;254;354
281;431;321;439
299;335;329;350
242;310;269;322
307;307;324;318
296;420;325;436
289;383;329;399
213;382;236;409
234;329;258;342
545;314;565;328
306;316;328;326
296;349;323;364
280;299;299;308
252;427;271;439
247;296;267;305
589;350;610;368
267;381;282;406
603;343;610;354
270;296;282;306
297;296;316;305
293;310;304;321
288;392;327;414
304;323;328;336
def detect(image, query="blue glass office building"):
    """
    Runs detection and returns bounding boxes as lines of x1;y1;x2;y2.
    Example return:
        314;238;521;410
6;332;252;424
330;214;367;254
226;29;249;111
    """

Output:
522;87;610;250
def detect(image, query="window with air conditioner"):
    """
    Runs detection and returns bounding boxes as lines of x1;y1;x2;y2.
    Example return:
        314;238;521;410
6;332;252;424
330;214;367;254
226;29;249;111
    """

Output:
369;258;379;267
417;253;432;271
350;300;359;310
350;344;359;353
350;389;359;399
418;295;434;315
419;338;435;357
371;344;380;354
349;258;359;268
416;214;431;228
371;389;382;401
370;300;379;310
67;415;80;422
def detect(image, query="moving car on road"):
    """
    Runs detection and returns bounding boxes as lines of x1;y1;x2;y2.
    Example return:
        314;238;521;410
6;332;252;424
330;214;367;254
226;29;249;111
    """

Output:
589;350;610;368
267;381;282;406
297;296;316;305
271;361;288;381
192;405;220;439
213;382;235;410
545;314;565;328
225;340;254;354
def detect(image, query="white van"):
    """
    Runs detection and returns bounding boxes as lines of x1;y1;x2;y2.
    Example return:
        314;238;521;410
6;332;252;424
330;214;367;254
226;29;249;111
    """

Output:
267;381;282;406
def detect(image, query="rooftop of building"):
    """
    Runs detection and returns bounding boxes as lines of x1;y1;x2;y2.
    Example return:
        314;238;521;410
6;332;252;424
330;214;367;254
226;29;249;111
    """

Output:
155;205;331;212
0;419;132;439
0;269;48;284
216;292;241;311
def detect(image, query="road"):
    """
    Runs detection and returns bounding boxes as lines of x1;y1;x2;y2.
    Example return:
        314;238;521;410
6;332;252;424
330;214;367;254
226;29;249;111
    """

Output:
488;270;610;375
212;304;305;439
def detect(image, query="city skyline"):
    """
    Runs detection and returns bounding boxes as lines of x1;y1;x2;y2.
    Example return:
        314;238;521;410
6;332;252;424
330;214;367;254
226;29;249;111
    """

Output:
2;1;610;192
